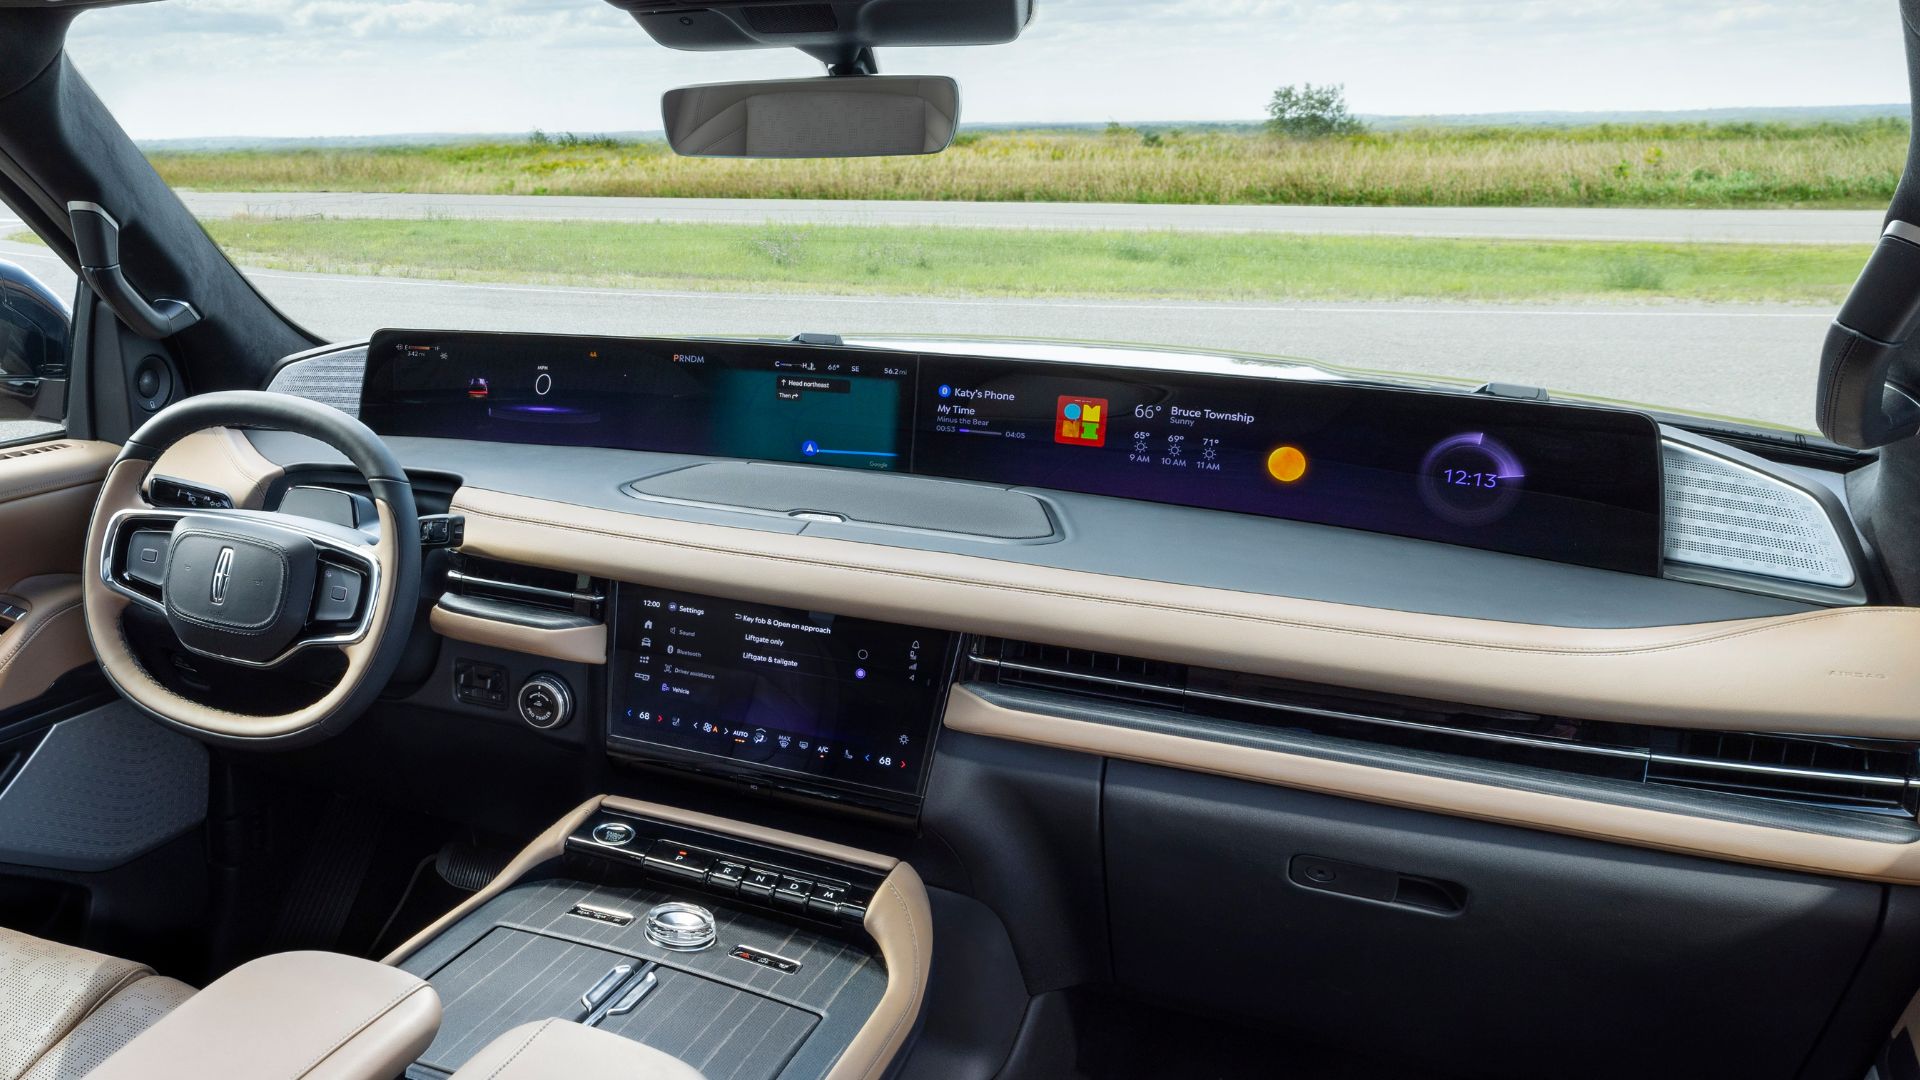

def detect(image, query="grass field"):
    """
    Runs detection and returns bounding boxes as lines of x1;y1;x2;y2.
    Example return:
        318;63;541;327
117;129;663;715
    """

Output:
146;120;1908;209
123;216;1868;305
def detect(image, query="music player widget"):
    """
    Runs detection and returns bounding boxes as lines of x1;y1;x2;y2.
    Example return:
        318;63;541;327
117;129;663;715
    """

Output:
1054;396;1109;447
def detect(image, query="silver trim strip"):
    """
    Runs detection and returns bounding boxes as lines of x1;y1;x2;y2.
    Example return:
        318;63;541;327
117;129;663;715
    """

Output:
970;650;1918;798
446;568;604;606
1885;219;1920;246
99;507;383;669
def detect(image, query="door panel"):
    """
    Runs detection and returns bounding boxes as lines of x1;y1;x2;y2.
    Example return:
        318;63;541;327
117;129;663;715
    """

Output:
0;439;114;711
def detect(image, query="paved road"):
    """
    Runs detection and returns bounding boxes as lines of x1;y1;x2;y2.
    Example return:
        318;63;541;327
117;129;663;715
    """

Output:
0;236;1832;430
173;191;1887;245
0;214;62;442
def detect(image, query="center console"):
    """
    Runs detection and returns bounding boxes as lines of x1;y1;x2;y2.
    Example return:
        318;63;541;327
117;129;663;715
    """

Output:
397;568;947;1074
386;796;931;1080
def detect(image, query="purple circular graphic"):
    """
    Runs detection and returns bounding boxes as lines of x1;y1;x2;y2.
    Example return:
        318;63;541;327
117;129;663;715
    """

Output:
1418;432;1525;527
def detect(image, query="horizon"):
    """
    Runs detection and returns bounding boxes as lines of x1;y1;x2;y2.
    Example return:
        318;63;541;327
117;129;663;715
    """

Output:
132;103;1913;149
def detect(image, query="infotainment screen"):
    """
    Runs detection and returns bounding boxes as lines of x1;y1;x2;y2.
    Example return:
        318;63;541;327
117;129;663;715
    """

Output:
912;355;1665;575
605;585;956;806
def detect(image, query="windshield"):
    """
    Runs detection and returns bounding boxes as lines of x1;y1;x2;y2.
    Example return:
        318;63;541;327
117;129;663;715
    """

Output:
26;0;1913;432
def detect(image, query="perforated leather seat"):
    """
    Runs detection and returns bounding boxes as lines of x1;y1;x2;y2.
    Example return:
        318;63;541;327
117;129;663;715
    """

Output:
0;927;194;1080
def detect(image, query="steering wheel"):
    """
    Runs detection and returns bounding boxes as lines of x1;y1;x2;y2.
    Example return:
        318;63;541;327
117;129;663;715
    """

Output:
82;391;421;748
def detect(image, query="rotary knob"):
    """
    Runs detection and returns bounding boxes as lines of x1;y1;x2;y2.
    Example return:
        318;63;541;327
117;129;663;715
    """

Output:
644;902;716;951
516;674;573;730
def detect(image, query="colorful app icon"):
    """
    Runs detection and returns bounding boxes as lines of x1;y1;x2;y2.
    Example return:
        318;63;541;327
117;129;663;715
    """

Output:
1055;396;1109;447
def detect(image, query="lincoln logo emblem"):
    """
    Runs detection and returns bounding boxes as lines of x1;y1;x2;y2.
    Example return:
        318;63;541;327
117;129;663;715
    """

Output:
210;547;235;606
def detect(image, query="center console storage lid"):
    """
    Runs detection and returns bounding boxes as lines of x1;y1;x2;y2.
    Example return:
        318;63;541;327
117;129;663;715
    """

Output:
451;1020;707;1080
88;951;441;1080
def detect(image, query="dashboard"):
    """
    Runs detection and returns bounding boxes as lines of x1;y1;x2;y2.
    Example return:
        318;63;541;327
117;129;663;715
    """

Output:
178;327;1919;894
361;329;1666;574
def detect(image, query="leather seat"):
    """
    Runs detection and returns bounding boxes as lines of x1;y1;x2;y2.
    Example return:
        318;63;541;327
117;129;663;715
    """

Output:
0;927;194;1080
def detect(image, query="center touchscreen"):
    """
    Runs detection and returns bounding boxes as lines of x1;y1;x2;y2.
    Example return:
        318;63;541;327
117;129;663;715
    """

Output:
606;585;955;805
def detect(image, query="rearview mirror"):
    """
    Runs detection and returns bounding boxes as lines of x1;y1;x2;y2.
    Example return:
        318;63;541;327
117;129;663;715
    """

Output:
662;76;960;158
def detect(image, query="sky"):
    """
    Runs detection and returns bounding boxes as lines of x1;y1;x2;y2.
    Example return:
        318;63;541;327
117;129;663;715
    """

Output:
61;0;1914;140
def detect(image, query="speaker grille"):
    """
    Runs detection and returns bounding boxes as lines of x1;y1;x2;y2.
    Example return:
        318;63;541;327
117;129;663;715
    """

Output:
1662;441;1854;587
743;3;838;33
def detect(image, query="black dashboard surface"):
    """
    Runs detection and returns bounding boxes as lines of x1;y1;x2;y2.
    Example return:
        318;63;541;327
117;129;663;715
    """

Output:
246;429;1809;630
361;330;1665;575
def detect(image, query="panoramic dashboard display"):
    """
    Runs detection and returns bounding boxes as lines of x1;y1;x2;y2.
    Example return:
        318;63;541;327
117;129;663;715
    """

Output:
606;585;955;803
362;329;1664;574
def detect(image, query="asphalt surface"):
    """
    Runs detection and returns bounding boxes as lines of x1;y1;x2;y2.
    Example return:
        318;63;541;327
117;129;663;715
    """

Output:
174;191;1887;245
0;232;1832;430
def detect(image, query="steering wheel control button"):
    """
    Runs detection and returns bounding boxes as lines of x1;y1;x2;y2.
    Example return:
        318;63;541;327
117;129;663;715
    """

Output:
124;529;173;588
516;673;574;729
590;822;636;847
310;564;365;622
644;902;717;951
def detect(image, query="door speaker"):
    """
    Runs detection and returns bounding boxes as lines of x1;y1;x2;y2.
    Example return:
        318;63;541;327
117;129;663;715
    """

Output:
132;354;173;412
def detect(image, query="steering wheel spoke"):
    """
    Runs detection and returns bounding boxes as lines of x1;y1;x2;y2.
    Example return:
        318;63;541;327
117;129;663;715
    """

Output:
83;390;421;747
101;505;382;669
99;505;187;616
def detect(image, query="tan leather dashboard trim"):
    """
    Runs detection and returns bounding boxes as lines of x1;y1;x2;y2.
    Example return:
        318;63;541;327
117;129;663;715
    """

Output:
383;796;927;1080
944;684;1920;884
449;485;1920;739
428;603;608;665
844;863;931;1080
0;439;115;580
0;575;90;712
150;427;284;509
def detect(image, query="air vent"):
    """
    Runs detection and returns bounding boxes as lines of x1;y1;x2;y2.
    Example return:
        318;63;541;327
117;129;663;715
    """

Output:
969;639;1920;818
0;442;70;460
447;554;605;619
742;3;837;32
1662;441;1855;588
